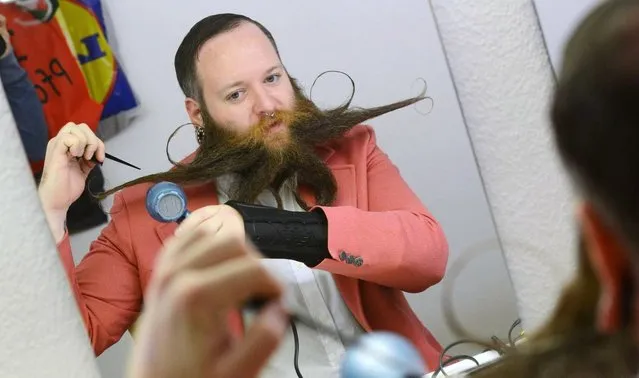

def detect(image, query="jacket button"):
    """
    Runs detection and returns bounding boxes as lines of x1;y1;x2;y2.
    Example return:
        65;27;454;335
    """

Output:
346;255;355;264
339;251;347;261
354;257;363;267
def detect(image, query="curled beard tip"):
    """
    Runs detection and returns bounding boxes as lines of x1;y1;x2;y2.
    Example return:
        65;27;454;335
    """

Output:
411;77;434;115
294;192;310;211
309;70;356;111
412;77;429;98
166;122;198;166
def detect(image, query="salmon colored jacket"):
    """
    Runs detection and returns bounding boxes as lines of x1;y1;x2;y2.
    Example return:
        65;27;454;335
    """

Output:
57;124;449;370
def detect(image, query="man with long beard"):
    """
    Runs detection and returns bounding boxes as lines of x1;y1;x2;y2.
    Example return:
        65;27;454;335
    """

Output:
37;13;449;377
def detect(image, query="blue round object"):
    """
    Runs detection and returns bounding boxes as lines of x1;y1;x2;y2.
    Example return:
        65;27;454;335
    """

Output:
145;181;189;223
341;332;425;378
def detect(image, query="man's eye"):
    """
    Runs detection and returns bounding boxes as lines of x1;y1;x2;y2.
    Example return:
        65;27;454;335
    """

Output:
265;73;281;83
226;91;242;102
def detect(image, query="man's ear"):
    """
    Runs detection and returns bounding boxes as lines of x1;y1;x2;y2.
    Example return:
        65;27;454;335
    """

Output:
580;201;631;333
185;97;203;126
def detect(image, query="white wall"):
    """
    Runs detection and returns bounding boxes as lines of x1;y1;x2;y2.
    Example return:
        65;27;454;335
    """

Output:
68;0;521;376
429;0;578;332
0;71;100;376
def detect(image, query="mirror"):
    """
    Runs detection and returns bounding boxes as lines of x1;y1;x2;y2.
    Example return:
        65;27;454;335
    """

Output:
533;0;602;73
1;0;520;376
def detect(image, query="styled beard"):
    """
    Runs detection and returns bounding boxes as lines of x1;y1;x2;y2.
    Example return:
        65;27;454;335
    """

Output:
97;78;426;207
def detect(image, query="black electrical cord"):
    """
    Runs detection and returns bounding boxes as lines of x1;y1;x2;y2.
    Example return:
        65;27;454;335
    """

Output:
432;354;480;377
246;299;307;377
256;300;522;378
508;318;522;346
431;318;523;377
290;319;304;378
431;339;487;377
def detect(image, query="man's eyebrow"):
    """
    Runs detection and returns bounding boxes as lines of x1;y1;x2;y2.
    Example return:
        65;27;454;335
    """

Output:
265;64;283;74
220;80;244;93
219;65;284;94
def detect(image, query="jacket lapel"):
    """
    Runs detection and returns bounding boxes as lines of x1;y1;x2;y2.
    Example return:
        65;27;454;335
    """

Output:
301;145;357;207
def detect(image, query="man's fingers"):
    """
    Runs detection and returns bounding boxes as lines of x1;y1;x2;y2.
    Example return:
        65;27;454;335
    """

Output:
59;125;88;158
170;257;282;315
73;123;100;161
216;302;288;378
58;133;84;158
95;139;106;162
56;122;102;161
154;234;264;301
160;222;240;274
174;206;224;236
156;216;224;270
66;127;90;158
155;224;211;271
76;123;102;160
65;122;96;142
83;141;99;161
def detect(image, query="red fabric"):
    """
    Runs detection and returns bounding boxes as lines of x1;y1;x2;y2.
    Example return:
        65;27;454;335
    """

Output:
0;5;103;172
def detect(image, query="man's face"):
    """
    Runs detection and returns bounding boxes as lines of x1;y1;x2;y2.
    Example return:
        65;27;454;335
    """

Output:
192;22;296;150
168;21;425;206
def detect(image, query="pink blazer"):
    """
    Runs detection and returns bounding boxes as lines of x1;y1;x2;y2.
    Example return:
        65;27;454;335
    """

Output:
57;124;449;370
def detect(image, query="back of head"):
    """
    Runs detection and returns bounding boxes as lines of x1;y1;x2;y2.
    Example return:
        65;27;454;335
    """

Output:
174;13;280;101
466;1;639;376
552;0;639;251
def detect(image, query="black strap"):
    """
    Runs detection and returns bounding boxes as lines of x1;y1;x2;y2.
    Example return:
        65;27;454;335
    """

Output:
225;200;330;267
0;38;7;59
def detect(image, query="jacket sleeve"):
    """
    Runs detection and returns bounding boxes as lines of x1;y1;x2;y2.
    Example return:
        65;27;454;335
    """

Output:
57;192;142;356
0;52;48;162
313;127;449;293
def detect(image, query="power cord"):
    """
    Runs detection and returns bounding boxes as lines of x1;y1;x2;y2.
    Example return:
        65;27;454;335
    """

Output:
245;299;306;377
290;319;304;378
430;318;522;377
431;339;488;377
508;318;522;346
273;307;525;378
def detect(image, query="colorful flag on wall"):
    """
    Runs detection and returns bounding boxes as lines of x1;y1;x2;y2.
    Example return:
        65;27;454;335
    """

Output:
0;0;101;148
1;0;138;142
1;0;136;232
55;0;139;127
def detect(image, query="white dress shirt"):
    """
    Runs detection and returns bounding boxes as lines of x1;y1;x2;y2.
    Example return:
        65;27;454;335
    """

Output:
216;174;366;378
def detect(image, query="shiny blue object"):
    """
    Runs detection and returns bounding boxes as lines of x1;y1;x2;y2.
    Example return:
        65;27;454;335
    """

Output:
341;332;425;378
145;181;189;223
